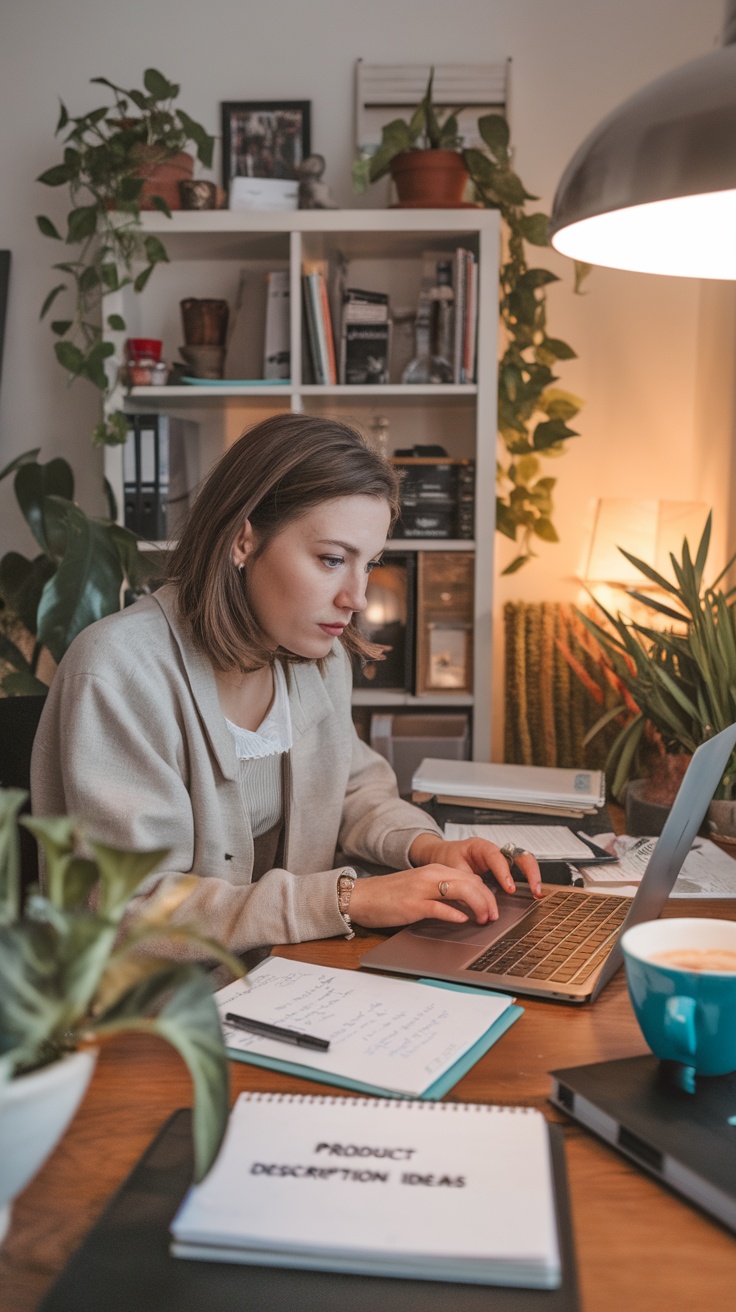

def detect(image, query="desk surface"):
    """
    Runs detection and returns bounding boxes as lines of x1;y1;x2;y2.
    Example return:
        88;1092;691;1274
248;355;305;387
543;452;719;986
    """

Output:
2;900;736;1312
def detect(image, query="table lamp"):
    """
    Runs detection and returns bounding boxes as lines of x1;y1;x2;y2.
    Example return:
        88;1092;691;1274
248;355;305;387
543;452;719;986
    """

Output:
549;3;736;277
578;498;708;619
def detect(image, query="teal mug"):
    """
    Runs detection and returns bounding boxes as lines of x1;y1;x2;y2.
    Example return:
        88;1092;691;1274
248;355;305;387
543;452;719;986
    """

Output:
621;918;736;1077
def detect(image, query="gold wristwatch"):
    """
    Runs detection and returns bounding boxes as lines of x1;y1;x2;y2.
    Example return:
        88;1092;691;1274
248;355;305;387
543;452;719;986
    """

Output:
337;870;356;940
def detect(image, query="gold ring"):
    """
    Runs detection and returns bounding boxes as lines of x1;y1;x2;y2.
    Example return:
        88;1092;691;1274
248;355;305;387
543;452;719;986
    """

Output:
438;880;450;897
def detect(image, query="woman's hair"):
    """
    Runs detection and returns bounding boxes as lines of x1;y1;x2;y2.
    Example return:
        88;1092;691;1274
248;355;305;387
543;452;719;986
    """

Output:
168;413;400;672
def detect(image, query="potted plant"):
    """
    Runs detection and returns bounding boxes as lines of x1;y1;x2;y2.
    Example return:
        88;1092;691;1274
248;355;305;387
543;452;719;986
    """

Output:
575;513;736;833
352;70;468;206
0;786;244;1243
0;448;158;694
36;69;214;447
353;71;587;571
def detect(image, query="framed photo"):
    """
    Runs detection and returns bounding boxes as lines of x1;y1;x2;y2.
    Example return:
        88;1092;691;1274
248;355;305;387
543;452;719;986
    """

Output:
221;101;311;194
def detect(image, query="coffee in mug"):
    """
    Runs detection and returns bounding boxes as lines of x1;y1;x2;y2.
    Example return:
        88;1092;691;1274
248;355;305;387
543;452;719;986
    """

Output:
651;948;736;972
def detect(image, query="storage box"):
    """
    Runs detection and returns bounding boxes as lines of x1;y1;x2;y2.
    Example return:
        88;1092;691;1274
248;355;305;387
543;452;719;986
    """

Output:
370;712;470;795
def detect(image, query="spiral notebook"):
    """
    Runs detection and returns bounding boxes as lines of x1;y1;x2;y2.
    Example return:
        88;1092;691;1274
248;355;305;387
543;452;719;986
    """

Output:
170;1092;561;1289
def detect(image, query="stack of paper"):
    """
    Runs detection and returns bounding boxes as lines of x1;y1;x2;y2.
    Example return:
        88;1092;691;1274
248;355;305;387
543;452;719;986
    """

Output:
171;1092;561;1288
412;759;605;817
215;957;521;1100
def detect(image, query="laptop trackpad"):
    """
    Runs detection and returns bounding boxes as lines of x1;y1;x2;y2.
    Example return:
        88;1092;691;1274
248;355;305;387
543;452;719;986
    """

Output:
406;892;532;946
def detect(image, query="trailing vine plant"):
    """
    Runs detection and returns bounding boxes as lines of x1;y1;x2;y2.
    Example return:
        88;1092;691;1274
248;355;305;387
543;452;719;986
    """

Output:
354;73;589;573
36;69;213;448
464;117;589;573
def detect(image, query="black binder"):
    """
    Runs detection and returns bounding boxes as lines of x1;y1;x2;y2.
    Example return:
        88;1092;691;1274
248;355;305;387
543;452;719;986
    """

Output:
550;1054;736;1234
40;1110;579;1312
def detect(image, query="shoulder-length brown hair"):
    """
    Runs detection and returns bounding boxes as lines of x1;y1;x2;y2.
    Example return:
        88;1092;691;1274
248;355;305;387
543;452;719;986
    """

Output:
168;414;400;673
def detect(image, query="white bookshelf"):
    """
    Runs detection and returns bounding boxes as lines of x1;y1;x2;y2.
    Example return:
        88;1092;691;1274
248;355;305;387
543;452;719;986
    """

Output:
104;209;499;759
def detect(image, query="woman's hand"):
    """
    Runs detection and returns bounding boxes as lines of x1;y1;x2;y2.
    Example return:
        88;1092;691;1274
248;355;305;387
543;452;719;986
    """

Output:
347;863;501;930
408;832;543;899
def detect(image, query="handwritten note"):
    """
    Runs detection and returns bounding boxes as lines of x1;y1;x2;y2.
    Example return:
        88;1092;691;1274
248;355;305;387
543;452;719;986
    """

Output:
215;958;513;1097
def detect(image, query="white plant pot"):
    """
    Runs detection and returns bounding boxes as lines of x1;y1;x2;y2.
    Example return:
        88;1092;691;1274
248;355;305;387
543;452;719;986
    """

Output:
0;1048;97;1245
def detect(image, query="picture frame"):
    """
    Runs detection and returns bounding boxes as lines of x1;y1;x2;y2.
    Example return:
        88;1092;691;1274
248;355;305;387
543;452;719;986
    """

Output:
221;101;311;196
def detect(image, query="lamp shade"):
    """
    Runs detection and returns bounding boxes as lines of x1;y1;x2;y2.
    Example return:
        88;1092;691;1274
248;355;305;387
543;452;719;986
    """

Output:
549;42;736;278
580;499;709;585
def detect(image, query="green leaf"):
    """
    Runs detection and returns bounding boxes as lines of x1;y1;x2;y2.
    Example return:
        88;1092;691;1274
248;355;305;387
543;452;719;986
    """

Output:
90;840;168;921
108;524;158;591
574;261;593;294
143;235;169;265
106;314;126;332
532;418;578;450
50;320;73;336
176;110;214;169
37;164;72;187
518;268;559;290
14;458;74;556
540;337;577;361
40;284;67;320
133;264;154;293
78;265;100;294
533;517;559;543
149;194;172;218
66;206;99;244
501;553;532;575
0;449;41;483
94;966;229;1181
35;501;126;663
143;68;179;101
519;212;550;246
477;113;509;160
0;551;55;632
93;412;129;448
54;340;85;375
100;263;120;291
351;157;372;195
36;215;62;241
56;100;69;133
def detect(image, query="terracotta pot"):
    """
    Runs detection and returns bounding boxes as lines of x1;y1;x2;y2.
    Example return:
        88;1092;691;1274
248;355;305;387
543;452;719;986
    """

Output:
135;149;194;211
390;150;469;208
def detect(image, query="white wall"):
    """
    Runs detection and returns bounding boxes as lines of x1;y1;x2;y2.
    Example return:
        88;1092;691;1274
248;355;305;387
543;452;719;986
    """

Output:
0;0;728;748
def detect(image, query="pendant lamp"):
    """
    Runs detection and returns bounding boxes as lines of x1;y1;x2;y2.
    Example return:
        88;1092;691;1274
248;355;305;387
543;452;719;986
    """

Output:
550;5;736;277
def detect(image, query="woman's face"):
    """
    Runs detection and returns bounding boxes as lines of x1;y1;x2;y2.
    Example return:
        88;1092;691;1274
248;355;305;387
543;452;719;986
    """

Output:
240;495;391;659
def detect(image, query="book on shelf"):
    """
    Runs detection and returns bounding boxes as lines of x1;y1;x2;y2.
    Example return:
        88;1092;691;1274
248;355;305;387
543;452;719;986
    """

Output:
214;955;521;1099
123;414;198;542
301;269;337;385
170;1092;562;1289
263;270;291;380
340;287;390;385
451;247;477;384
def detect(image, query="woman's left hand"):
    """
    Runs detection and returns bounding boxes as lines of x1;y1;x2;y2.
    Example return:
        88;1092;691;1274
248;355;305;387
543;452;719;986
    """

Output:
407;833;543;899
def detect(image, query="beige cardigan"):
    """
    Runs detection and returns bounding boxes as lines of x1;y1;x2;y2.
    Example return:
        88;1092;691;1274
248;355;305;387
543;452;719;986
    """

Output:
31;586;441;952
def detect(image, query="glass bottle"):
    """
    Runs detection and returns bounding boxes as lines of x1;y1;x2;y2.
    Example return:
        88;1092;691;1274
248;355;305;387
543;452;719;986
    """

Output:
402;259;454;384
369;414;391;459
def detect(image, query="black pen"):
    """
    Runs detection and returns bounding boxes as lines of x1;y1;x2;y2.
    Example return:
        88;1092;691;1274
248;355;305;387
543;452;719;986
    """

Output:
224;1012;330;1051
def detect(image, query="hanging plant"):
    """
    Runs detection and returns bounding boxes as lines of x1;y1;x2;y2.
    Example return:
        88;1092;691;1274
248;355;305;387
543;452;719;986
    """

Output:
353;72;590;572
36;69;214;448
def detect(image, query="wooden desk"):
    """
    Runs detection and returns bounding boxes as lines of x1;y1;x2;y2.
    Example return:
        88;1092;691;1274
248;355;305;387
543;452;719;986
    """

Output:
2;902;735;1312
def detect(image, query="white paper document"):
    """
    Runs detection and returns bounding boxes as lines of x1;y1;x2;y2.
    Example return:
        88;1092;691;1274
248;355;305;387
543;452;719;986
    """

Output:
580;833;736;897
215;957;513;1098
171;1092;561;1288
444;822;596;861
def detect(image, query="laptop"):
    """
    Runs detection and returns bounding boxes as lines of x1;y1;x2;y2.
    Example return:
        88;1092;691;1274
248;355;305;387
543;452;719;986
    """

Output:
360;722;736;1004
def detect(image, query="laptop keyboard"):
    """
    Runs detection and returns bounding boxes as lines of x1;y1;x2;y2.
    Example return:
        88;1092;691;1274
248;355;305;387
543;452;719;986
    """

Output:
467;891;633;986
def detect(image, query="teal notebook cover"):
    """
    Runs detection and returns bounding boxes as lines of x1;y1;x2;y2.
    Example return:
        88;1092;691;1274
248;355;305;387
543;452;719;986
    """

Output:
225;977;522;1100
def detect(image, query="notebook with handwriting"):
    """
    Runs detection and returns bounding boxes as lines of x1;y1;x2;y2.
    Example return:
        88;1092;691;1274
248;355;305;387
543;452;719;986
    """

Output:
171;1093;561;1288
216;957;522;1099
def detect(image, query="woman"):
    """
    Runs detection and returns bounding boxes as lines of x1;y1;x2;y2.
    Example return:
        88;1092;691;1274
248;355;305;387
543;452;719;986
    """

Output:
31;415;541;951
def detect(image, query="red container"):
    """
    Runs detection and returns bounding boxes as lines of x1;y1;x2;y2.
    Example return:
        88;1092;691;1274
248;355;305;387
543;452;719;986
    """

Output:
126;338;163;362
